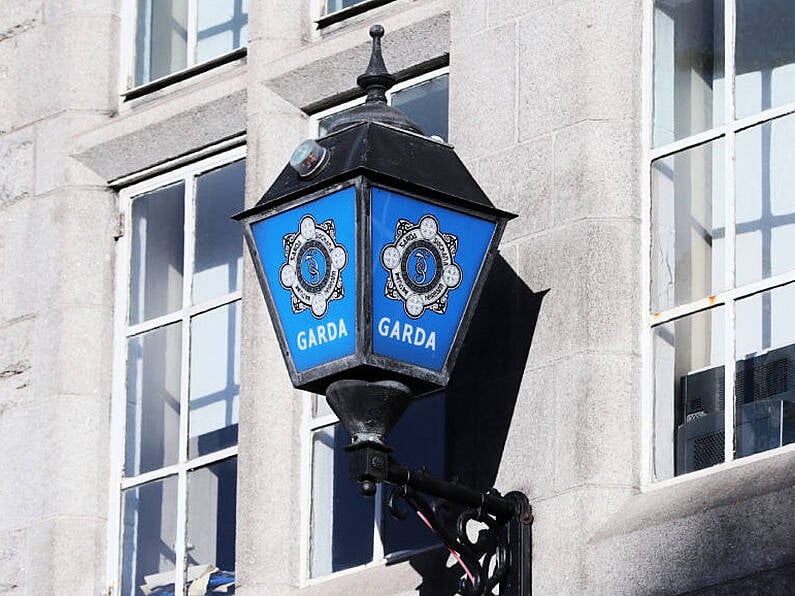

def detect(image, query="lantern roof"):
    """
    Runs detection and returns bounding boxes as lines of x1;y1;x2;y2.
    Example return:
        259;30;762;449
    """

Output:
244;121;515;223
238;24;515;225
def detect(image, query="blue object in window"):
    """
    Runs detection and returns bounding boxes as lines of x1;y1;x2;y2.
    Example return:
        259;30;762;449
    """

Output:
148;569;235;595
206;569;236;593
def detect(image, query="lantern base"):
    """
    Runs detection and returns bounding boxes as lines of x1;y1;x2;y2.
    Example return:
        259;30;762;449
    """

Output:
325;379;413;448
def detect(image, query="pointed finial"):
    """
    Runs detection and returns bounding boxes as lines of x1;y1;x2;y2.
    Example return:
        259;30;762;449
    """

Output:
357;24;396;104
323;24;423;135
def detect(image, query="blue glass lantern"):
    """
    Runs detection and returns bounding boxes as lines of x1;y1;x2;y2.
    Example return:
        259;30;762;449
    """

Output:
235;26;516;396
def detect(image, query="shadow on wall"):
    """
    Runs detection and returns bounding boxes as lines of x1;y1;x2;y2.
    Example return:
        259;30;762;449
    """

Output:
404;254;547;595
446;254;547;492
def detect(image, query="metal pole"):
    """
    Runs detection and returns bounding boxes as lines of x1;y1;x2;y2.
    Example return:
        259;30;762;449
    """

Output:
385;462;517;520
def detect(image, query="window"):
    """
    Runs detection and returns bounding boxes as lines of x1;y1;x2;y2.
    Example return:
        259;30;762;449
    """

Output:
651;0;795;480
304;70;450;580
129;0;248;88
110;149;245;595
327;0;369;12
318;0;396;27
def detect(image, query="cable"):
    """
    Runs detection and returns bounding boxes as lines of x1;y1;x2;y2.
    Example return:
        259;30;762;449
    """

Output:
414;509;476;586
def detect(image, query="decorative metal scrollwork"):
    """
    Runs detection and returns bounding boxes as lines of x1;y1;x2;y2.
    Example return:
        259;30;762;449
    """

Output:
344;441;530;595
388;484;513;596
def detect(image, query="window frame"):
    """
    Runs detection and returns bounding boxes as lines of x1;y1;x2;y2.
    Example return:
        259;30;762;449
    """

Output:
643;0;795;487
107;145;247;596
314;0;397;29
308;66;450;134
300;68;450;584
119;0;248;99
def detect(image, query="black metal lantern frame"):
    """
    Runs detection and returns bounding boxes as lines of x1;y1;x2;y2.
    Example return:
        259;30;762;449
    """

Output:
235;25;531;596
236;121;514;396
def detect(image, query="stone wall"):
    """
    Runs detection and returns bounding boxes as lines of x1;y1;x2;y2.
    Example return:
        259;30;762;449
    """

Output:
450;1;643;593
2;0;794;594
0;1;119;594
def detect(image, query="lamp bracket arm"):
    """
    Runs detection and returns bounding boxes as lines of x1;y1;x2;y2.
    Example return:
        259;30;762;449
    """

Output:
348;445;532;596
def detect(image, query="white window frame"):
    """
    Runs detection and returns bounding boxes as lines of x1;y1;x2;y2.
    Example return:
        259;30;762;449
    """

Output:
107;145;246;596
643;0;795;488
119;0;248;95
300;68;450;584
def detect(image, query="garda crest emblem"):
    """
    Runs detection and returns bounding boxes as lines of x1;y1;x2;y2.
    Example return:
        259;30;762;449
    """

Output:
279;215;348;319
380;215;462;319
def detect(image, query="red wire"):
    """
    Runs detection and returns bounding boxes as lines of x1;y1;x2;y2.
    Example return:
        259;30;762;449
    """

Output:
415;509;476;586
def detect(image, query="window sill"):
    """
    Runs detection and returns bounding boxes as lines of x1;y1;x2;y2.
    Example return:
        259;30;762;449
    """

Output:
300;545;445;589
123;47;247;101
596;444;795;541
302;558;388;588
316;0;396;29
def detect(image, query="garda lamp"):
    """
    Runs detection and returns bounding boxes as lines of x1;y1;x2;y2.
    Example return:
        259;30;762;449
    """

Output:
235;26;531;596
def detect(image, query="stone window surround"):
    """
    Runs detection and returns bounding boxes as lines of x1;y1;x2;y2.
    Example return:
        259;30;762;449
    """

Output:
75;12;449;186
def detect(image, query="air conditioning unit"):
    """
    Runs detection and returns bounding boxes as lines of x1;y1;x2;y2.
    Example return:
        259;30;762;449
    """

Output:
676;343;795;475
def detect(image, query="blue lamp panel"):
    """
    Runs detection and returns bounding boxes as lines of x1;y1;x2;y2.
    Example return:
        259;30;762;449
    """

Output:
251;187;357;372
371;187;496;371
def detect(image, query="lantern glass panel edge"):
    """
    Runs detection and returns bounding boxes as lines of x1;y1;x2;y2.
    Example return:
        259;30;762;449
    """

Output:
243;184;360;385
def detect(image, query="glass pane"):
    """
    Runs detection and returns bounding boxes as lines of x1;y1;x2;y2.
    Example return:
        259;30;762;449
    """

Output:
317;74;449;139
653;307;725;480
653;0;724;146
310;425;374;577
652;139;725;312
317;104;360;137
736;0;795;119
187;459;237;594
327;0;368;14
121;476;178;596
383;393;444;556
391;74;450;142
130;182;185;325
189;303;240;458
735;114;795;286
197;0;248;64
735;284;795;459
126;324;182;476
135;0;188;86
193;160;245;303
